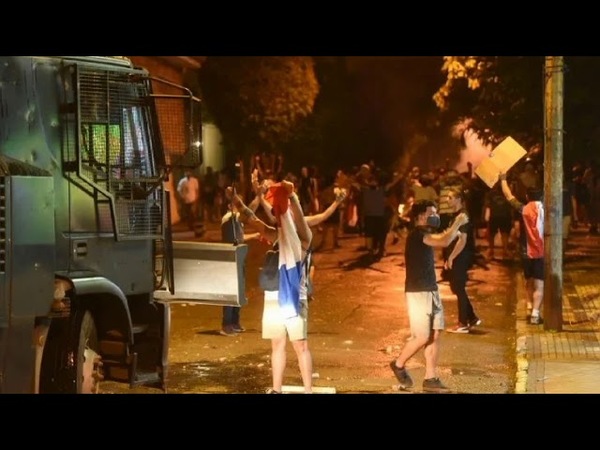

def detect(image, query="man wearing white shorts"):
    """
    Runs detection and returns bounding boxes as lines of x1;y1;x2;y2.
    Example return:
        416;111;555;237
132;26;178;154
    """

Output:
262;291;309;341
389;200;468;392
405;291;445;340
250;182;346;394
231;180;313;394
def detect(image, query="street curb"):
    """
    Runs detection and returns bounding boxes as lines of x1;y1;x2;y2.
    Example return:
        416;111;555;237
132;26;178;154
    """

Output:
514;268;531;393
515;336;528;393
511;232;600;394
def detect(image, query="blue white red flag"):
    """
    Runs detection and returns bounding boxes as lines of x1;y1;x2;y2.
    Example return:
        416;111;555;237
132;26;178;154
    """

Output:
277;209;303;318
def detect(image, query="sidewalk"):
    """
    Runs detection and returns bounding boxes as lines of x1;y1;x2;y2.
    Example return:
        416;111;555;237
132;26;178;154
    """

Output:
514;227;600;393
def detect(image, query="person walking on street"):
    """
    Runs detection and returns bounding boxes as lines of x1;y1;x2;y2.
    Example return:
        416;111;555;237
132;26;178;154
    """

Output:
444;188;481;334
177;169;200;232
390;200;469;392
499;171;545;324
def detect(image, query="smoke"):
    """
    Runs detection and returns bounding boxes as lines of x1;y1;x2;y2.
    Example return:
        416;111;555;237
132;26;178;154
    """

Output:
453;121;492;174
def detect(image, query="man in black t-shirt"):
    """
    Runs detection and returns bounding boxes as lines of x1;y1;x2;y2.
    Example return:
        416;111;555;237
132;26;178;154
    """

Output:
484;184;513;261
444;188;480;334
389;200;468;393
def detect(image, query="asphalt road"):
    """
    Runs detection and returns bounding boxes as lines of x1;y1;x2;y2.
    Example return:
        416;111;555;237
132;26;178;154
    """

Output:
103;225;518;394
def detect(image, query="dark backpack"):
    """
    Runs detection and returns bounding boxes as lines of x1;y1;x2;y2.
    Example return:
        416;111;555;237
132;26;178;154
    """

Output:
305;247;314;298
258;245;313;294
259;248;280;291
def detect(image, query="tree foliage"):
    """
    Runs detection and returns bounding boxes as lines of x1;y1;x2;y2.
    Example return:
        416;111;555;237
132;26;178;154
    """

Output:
198;56;319;158
433;56;544;148
434;56;600;163
282;57;361;171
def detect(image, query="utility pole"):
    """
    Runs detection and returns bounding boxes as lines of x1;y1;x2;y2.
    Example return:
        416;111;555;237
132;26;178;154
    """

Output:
543;56;564;331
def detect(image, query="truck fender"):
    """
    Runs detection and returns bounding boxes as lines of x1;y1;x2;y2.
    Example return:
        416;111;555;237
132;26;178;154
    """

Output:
71;276;133;342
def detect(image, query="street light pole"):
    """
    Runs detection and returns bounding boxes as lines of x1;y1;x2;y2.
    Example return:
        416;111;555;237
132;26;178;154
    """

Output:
543;56;564;331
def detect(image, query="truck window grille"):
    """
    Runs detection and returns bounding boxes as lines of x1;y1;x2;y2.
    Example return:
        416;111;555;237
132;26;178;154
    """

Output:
78;69;157;185
153;96;188;164
74;68;164;239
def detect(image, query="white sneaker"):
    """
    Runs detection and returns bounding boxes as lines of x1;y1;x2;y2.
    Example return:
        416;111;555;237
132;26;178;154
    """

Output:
469;318;482;328
265;388;282;394
530;315;543;325
447;324;470;334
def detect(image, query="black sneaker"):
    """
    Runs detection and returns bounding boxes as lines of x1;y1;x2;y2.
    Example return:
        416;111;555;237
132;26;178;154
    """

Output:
422;377;450;393
390;361;414;389
468;318;482;328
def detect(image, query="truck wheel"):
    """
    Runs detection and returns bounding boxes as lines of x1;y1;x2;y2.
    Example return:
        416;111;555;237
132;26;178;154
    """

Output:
77;311;103;394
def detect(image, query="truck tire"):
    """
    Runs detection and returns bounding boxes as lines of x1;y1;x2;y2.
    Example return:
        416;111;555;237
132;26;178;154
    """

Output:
77;310;103;394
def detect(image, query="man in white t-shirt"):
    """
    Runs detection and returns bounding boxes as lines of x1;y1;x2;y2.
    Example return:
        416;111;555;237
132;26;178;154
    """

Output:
177;169;200;231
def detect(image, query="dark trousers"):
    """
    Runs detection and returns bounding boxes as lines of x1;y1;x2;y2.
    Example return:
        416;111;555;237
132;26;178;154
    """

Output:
222;306;240;328
449;256;477;325
183;202;198;231
364;215;387;256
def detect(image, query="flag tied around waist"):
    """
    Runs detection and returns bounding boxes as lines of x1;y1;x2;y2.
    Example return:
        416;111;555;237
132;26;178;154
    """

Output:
277;207;303;318
266;183;303;319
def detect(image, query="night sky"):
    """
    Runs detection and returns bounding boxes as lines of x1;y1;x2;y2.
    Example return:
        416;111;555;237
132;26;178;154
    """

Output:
343;56;600;172
339;56;460;173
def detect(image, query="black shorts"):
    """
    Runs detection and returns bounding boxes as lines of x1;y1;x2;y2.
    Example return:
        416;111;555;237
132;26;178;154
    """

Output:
523;258;544;280
489;216;512;234
364;215;387;238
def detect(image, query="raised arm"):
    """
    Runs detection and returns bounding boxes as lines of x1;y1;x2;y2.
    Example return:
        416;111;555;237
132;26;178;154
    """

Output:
384;172;404;192
229;188;278;243
259;194;277;225
423;212;468;248
247;192;261;213
305;190;347;227
250;177;277;224
283;180;312;248
499;172;515;202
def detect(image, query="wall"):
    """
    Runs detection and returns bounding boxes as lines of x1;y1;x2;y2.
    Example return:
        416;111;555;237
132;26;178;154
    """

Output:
127;57;197;226
201;123;225;176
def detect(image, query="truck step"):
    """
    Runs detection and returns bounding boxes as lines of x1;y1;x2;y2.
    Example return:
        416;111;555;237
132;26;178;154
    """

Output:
105;323;149;340
132;371;162;388
101;358;163;390
99;340;129;357
101;360;131;382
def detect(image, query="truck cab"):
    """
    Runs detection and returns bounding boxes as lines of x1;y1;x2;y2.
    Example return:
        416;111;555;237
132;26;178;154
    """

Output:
0;56;247;393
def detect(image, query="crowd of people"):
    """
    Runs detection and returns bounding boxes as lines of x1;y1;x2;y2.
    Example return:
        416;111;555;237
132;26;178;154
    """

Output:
175;150;599;393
